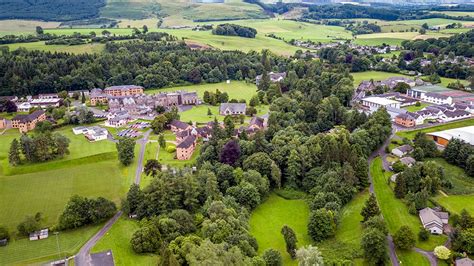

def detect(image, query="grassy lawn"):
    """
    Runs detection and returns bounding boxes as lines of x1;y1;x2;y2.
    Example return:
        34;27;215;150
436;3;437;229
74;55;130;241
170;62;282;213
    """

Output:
351;71;410;88
250;193;311;265
92;217;158;265
0;41;105;54
334;191;369;247
370;158;447;251
434;194;474;215
397;249;430;266
427;158;474;195
404;102;430;112
145;81;258;102
0;223;102;265
396;118;474;140
158;143;201;168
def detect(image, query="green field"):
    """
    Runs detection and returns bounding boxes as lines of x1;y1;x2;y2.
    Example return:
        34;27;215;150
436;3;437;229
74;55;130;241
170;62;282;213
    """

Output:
92;217;158;265
427;158;474;195
0;224;103;265
146;81;259;102
100;0;162;20
431;11;474;17
351;71;410;87
396;118;474;140
434;194;474;215
0;41;105;54
333;191;369;248
370;158;447;251
397;249;430;266
250;193;311;265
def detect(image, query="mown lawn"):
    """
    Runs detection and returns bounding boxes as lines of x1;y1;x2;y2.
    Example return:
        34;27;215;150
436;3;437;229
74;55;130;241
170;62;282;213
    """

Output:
370;158;447;251
396;118;474;140
92;217;159;265
145;81;258;102
250;193;311;265
397;249;430;266
404;102;430;112
0;223;102;265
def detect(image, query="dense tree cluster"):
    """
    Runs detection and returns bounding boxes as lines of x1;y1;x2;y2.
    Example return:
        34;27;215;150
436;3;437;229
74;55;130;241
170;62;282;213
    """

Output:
444;138;474;176
0;0;106;21
58;195;116;230
212;24;257;38
9;133;70;165
116;138;136;166
360;196;388;266
0;41;287;96
401;30;474;58
345;22;381;34
451;209;474;255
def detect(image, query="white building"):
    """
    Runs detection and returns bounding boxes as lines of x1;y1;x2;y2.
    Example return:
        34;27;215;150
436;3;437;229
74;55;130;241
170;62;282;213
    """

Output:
427;126;474;146
16;102;32;112
422;92;453;105
73;126;108;142
439;110;471;122
391;145;413;158
361;96;401;113
419;207;449;235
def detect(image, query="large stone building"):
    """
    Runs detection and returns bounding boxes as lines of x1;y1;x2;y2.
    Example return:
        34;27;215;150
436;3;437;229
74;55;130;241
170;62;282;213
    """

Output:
104;85;144;97
11;110;46;133
176;135;197;160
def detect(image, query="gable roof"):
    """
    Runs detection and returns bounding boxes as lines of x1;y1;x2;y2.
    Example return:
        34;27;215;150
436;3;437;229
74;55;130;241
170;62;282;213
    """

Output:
249;116;264;128
395;144;413;154
400;156;416;166
419;207;448;227
220;103;246;114
170;120;191;130
12;110;45;123
176;135;196;149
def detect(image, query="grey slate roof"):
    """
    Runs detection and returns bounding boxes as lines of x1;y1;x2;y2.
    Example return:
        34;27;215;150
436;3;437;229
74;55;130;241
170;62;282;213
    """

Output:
219;103;246;114
170;120;191;130
395;144;413;154
177;135;196;149
12;110;45;123
456;257;474;266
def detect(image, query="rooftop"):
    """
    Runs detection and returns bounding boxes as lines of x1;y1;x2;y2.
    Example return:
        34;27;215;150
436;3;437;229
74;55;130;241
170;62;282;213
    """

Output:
176;135;196;149
362;96;400;106
12;110;45;123
428;126;474;145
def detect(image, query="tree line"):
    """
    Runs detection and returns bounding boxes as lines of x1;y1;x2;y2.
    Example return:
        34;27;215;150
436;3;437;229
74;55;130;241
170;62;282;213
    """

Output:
212;23;258;38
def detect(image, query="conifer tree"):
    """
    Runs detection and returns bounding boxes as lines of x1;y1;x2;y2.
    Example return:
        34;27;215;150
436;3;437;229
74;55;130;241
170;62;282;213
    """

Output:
361;193;381;222
8;138;21;166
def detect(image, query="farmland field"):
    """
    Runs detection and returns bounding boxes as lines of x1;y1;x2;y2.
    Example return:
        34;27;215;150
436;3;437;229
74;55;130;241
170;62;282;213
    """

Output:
431;11;474;17
92;217;158;265
0;20;60;36
0;41;105;54
351;71;410;88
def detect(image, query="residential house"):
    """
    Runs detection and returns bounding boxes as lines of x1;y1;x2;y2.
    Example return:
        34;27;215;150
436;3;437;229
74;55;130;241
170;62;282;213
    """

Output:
255;72;286;85
219;103;247;116
395;112;423;127
72;126;88;135
176;135;197;160
391;144;413;158
169;120;192;133
399;156;416;167
84;126;109;142
11;110;46;133
419;207;449;234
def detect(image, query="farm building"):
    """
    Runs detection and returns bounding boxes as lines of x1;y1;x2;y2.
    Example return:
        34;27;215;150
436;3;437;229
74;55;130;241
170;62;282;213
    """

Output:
427;126;474;147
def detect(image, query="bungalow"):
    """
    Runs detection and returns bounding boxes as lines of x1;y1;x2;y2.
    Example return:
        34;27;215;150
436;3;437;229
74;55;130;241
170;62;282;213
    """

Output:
439;110;471;122
419;207;449;234
169;120;192;133
76;126;109;142
219;103;247;116
391;144;413;158
395;112;424;127
72;126;88;135
176;135;196;160
11;110;46;133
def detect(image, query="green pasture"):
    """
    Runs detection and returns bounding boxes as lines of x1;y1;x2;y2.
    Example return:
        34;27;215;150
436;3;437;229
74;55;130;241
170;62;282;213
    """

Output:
430;11;474;17
396;118;474;140
100;0;161;20
250;193;311;265
0;224;103;265
350;71;410;87
370;158;447;251
434;194;474;215
0;20;60;36
92;217;159;265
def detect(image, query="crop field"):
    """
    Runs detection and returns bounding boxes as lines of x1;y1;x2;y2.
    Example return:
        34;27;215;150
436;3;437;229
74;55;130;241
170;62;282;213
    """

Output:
92;217;158;265
0;41;105;54
0;20;61;36
250;193;311;265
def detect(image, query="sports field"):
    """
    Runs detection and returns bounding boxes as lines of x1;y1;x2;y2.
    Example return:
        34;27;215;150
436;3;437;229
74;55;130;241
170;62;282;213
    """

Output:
250;193;311;265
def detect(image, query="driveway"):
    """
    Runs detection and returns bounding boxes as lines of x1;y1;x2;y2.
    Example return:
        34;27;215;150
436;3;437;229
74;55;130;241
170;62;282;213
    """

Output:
134;129;152;185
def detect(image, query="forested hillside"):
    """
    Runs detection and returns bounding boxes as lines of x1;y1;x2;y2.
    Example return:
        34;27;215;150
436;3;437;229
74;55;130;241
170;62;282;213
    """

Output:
0;0;106;21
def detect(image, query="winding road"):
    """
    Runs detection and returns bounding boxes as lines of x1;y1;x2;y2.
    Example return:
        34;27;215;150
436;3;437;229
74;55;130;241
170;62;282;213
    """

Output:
74;129;151;266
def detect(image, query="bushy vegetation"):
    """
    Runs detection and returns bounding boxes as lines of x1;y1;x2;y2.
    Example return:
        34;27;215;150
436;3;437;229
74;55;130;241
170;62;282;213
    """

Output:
0;0;106;21
57;195;116;230
443;138;474;176
212;23;257;38
9;133;70;165
401;30;474;57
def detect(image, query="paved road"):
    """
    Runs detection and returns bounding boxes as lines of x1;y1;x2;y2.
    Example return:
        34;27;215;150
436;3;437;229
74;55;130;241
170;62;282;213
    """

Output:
135;129;151;185
74;211;122;266
414;247;438;266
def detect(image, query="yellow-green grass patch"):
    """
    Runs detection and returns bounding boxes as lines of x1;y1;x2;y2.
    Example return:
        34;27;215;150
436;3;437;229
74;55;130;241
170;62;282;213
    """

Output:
0;41;105;54
92;217;159;265
434;194;474;215
0;20;60;36
403;102;430;112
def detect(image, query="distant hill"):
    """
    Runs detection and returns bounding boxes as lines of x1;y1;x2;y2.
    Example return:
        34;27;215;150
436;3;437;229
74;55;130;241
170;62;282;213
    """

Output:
0;0;106;21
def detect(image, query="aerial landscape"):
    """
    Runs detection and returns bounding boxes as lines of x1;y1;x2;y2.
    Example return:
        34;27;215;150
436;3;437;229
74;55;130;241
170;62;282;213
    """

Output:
0;0;473;265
